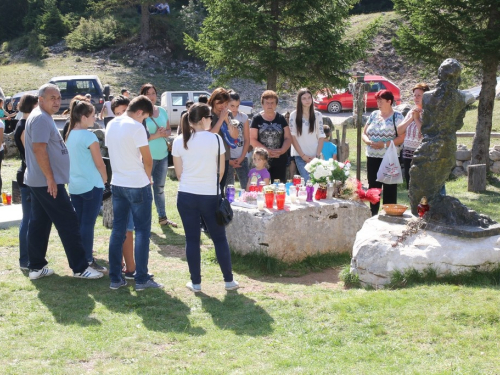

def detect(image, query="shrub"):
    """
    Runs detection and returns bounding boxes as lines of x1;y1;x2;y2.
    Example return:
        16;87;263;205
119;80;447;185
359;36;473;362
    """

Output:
39;0;69;46
27;30;48;59
66;17;118;52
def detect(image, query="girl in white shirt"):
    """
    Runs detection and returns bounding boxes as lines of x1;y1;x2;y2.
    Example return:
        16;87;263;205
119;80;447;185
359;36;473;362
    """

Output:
172;103;239;293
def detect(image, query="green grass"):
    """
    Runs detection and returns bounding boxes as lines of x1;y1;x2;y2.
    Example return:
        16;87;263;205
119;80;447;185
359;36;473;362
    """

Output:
2;157;500;373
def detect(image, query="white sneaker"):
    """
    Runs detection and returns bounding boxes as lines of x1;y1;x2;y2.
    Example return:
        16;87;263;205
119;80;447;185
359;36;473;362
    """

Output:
225;280;239;291
186;281;201;293
73;266;103;279
29;266;54;280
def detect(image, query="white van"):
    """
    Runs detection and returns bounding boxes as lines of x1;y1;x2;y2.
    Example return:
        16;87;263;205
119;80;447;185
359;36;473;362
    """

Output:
160;90;254;127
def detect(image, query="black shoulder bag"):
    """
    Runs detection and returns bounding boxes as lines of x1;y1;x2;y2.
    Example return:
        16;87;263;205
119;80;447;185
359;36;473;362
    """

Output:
215;135;233;226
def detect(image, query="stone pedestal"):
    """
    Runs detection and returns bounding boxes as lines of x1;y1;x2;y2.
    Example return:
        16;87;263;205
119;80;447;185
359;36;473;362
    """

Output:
226;198;370;263
351;216;500;288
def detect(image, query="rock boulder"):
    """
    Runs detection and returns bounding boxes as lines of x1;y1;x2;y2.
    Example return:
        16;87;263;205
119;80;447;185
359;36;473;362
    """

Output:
351;216;500;288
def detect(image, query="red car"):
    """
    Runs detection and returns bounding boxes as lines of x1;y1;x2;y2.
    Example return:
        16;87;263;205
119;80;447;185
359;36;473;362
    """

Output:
314;75;401;113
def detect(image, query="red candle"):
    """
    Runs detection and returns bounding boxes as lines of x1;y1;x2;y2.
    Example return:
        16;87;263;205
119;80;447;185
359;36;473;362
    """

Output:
264;191;274;209
276;191;286;210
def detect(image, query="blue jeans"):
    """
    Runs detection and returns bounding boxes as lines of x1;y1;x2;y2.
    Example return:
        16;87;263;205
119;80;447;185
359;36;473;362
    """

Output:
152;157;169;218
294;156;310;182
27;185;88;273
70;187;103;263
19;186;31;267
226;157;249;190
176;192;233;284
108;184;152;284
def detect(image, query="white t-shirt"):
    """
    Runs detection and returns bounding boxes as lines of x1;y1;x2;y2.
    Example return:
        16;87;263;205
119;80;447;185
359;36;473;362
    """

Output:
289;110;325;157
172;131;225;195
105;114;150;188
103;101;114;118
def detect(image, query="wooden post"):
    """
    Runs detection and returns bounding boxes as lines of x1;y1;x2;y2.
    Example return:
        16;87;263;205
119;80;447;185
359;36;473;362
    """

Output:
468;164;487;192
336;129;341;161
340;123;347;162
353;79;368;181
102;198;113;229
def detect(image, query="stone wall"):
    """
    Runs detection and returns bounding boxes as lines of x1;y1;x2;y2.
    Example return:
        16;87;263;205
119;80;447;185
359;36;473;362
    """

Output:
452;144;500;177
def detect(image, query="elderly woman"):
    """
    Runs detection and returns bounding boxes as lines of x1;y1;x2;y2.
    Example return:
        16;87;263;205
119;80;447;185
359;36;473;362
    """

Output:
289;88;326;181
362;90;405;216
250;90;292;183
397;83;430;189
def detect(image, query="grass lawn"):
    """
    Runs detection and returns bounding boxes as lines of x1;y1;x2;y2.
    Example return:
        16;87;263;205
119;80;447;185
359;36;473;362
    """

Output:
2;155;500;374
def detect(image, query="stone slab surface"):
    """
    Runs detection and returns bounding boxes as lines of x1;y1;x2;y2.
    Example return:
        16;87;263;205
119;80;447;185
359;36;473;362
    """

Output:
0;204;23;229
226;198;371;263
378;212;500;238
351;216;500;288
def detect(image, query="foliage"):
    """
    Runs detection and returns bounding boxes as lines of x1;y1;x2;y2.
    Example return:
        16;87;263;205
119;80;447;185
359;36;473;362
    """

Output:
27;29;48;59
393;0;500;173
351;0;394;15
38;0;69;46
179;0;206;39
186;0;380;91
66;17;119;51
339;265;361;288
0;0;28;43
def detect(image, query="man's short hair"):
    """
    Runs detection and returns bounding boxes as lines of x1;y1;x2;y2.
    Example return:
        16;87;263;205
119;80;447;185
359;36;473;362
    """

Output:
121;88;129;95
198;95;208;104
127;95;154;116
38;83;59;97
111;95;130;113
186;100;194;108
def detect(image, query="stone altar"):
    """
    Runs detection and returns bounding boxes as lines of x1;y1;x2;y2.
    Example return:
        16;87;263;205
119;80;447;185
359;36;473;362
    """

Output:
226;199;370;263
351;216;500;288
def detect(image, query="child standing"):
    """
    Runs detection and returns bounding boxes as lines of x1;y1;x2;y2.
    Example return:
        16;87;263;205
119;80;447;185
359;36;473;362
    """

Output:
247;147;271;190
321;125;337;160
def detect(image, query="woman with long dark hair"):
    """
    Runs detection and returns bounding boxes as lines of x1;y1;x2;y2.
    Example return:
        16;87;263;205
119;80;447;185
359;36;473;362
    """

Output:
139;83;177;227
66;100;108;271
172;103;239;292
14;94;38;269
289;88;326;181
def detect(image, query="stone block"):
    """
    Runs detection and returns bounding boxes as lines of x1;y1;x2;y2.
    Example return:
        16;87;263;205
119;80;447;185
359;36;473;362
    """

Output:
455;149;471;161
462;160;471;174
451;166;465;178
493;145;500;152
491;161;500;174
456;160;463;167
350;216;500;287
226;198;371;264
489;149;500;162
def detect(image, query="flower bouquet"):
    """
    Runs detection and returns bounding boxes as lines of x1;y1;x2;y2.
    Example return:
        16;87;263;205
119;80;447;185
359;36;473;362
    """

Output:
304;158;331;185
339;178;381;204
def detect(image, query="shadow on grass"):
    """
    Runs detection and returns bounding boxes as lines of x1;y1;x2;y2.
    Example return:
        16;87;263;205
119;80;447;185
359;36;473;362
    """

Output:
197;292;274;336
33;275;101;326
151;229;186;259
230;250;351;281
92;286;205;336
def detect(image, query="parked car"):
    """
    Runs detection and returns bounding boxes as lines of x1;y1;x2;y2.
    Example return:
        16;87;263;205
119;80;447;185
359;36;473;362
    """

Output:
49;75;110;113
5;90;38;109
160;90;253;127
314;75;402;113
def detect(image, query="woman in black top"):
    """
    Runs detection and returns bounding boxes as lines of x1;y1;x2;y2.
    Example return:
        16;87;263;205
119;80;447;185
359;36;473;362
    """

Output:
5;101;18;133
250;90;292;183
13;94;38;270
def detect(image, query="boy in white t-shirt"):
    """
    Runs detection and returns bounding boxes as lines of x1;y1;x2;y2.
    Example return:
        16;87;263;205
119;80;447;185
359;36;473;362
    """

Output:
105;95;162;291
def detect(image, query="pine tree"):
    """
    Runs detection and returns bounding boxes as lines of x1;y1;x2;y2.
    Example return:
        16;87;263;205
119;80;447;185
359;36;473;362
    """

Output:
185;0;378;91
393;0;500;174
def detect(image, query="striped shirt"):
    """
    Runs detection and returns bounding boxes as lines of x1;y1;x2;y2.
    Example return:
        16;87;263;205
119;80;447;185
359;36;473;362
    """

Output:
365;110;404;158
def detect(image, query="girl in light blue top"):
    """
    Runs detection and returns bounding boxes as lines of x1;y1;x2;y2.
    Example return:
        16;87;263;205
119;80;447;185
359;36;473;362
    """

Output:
140;83;178;228
66;99;108;271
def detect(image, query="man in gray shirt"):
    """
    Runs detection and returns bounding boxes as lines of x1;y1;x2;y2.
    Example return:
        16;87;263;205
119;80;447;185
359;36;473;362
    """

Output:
24;83;103;280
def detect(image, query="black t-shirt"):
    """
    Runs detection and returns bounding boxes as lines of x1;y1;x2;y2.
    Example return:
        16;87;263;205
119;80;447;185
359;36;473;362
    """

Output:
14;120;27;187
250;112;289;161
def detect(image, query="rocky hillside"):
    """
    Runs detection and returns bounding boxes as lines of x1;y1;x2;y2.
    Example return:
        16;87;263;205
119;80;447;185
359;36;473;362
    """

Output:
0;12;480;113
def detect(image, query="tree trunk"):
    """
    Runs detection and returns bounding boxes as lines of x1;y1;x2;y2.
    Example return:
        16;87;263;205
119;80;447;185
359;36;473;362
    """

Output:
266;0;279;91
471;56;498;173
140;4;150;46
468;164;487;192
471;4;500;174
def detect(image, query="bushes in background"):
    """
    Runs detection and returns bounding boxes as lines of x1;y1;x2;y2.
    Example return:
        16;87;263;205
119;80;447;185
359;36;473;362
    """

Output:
66;17;118;52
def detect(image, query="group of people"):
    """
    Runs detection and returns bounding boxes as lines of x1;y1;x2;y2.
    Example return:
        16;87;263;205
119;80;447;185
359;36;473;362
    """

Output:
5;80;428;291
362;84;430;216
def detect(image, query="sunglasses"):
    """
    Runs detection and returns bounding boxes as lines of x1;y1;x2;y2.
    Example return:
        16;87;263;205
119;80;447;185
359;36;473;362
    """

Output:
204;115;213;119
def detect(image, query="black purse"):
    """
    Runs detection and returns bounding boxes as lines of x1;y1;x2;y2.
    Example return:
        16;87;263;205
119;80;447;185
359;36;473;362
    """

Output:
215;135;233;226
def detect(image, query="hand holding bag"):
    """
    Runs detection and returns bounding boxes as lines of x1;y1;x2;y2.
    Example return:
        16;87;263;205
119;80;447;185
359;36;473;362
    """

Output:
215;135;234;226
376;140;403;184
